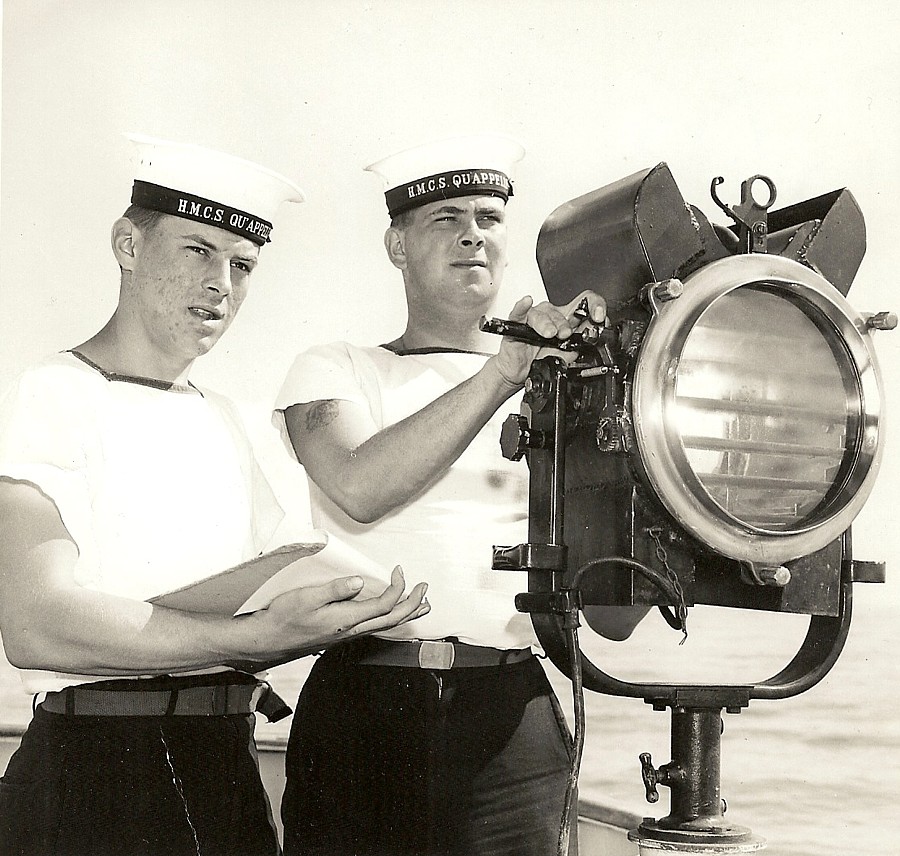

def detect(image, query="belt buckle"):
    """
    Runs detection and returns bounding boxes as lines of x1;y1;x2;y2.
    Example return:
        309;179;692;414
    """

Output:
418;640;455;670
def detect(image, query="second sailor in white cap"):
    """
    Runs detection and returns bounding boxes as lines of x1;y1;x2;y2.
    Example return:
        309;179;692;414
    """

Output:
275;133;646;856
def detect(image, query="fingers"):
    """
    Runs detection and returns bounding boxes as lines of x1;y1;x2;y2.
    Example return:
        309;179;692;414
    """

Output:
384;564;406;594
346;584;431;637
565;289;607;325
526;303;573;339
250;566;430;662
302;574;366;608
303;565;407;611
359;573;426;621
515;290;608;342
325;580;430;639
374;580;430;625
359;566;410;612
507;295;534;322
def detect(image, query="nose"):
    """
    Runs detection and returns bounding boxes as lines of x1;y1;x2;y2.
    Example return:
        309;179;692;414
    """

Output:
458;218;485;249
203;258;232;295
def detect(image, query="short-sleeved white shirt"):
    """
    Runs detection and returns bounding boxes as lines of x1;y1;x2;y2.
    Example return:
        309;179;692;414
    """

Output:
0;352;283;692
275;342;537;651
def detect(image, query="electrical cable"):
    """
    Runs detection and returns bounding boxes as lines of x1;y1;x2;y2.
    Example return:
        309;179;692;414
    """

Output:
571;556;682;603
557;616;585;856
556;554;687;853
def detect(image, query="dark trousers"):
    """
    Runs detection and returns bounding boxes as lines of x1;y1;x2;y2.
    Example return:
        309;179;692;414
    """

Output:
282;652;576;856
0;706;280;856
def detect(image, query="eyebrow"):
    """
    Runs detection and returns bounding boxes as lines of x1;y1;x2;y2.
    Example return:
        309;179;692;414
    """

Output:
429;204;504;217
183;234;220;250
183;233;258;264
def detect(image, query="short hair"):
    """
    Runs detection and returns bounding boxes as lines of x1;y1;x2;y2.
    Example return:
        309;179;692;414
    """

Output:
122;204;166;233
390;209;414;230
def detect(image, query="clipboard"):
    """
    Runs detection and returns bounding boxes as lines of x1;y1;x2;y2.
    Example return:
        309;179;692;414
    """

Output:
147;530;394;616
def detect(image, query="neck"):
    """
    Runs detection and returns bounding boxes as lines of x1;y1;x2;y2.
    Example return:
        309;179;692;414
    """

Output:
396;313;497;353
76;314;194;385
399;282;501;351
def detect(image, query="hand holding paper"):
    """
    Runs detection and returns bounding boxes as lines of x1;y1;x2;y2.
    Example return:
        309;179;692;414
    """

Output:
148;531;429;670
249;562;428;664
148;530;396;616
237;532;398;614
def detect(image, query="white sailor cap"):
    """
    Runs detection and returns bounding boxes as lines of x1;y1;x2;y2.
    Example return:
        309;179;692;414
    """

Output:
126;133;305;246
365;133;525;219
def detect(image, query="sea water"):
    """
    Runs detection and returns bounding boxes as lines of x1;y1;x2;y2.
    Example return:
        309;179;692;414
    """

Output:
2;588;897;856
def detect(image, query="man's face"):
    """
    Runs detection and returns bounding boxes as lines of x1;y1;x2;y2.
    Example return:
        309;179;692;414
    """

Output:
124;215;260;364
396;195;509;315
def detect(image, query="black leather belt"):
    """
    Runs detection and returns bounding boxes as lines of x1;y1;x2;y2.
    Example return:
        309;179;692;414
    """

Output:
40;674;291;722
340;637;534;670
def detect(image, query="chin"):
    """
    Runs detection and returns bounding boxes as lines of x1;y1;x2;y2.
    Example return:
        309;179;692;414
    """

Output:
191;336;218;359
455;274;498;299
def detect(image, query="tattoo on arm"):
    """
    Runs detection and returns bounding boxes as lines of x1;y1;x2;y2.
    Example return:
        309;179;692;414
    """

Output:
305;400;341;432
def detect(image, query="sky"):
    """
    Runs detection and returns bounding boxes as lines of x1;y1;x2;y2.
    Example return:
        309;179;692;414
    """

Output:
1;1;898;604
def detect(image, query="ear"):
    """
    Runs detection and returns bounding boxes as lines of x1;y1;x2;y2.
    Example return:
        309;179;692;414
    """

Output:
383;226;407;271
111;217;138;272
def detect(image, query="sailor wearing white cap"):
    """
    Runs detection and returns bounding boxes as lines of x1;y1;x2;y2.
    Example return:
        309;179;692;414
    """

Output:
275;134;647;855
368;131;524;220
0;134;429;856
127;132;305;245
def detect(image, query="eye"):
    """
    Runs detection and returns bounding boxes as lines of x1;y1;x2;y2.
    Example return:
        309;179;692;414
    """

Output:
187;245;208;256
231;259;253;274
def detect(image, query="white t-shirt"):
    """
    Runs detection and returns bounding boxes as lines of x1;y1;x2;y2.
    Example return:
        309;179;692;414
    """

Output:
275;342;537;651
0;352;283;692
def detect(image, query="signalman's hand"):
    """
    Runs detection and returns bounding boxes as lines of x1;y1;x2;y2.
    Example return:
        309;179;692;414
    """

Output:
492;290;607;387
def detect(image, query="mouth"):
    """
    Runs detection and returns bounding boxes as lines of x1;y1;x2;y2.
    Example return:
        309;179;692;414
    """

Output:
188;306;225;322
451;259;487;269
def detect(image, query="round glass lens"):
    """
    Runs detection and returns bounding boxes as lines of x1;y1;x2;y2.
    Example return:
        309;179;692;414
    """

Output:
673;285;860;531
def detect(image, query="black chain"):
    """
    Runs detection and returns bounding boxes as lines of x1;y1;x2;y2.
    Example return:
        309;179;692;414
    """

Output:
648;527;689;644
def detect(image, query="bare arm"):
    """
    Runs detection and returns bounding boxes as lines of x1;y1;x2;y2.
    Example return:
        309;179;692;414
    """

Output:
0;481;429;676
286;356;520;523
286;294;606;523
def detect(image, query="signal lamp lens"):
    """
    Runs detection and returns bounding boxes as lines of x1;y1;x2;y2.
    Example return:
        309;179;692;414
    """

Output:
675;286;859;531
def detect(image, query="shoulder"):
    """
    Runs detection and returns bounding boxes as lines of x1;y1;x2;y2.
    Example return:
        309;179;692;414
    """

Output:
6;351;102;383
288;342;399;381
277;341;391;401
295;340;387;367
0;354;106;470
0;352;106;411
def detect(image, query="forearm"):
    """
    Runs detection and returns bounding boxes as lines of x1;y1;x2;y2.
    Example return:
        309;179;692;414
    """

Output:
0;482;430;677
292;293;608;522
301;357;521;522
2;583;263;675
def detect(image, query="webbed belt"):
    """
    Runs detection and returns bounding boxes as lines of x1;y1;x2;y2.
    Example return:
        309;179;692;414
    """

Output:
39;673;291;722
